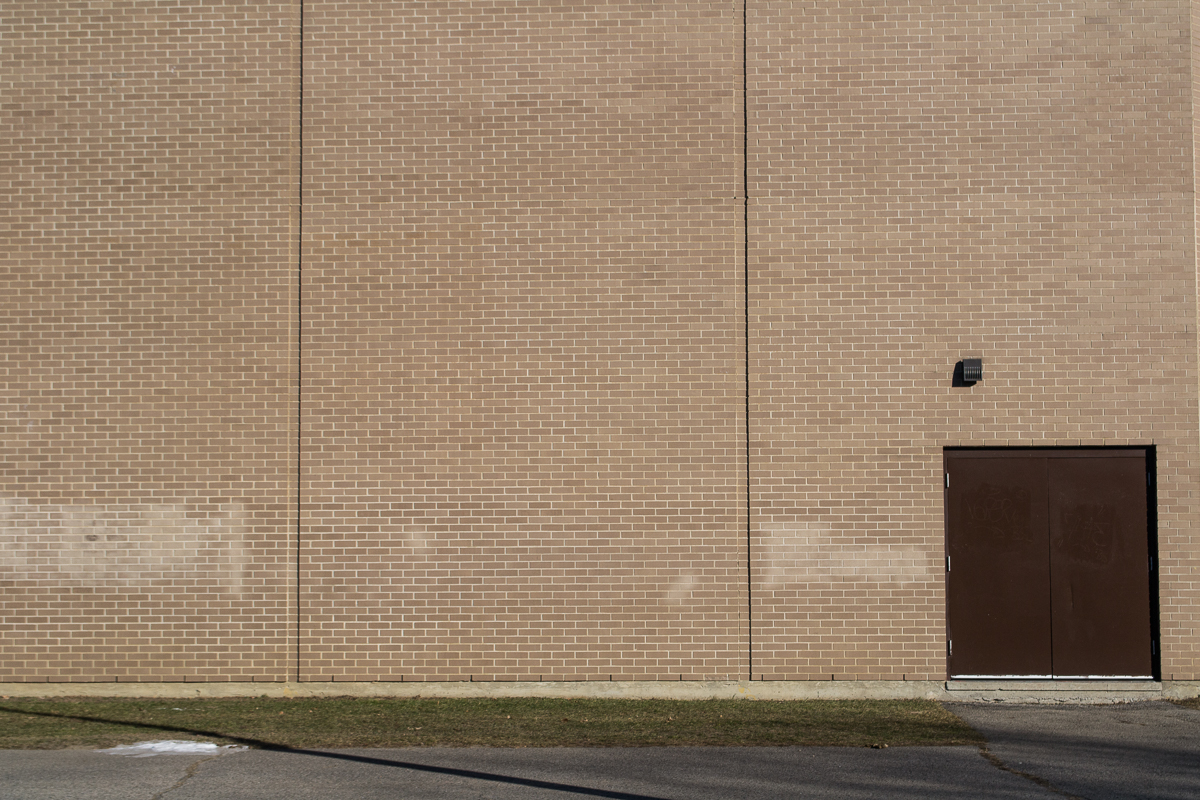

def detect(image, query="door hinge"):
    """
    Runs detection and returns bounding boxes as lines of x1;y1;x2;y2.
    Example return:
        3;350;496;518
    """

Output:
945;473;949;488
948;639;953;656
946;555;951;572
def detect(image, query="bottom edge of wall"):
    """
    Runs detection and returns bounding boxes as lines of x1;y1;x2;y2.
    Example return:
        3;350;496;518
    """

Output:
1;679;1196;702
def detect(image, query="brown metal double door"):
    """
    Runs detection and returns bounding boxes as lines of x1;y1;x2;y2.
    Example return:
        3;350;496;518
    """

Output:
945;449;1154;679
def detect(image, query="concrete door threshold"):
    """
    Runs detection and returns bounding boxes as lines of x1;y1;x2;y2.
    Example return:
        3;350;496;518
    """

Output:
945;679;1163;703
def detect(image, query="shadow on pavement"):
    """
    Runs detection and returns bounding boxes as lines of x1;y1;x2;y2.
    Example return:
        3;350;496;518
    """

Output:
946;702;1200;800
0;705;673;800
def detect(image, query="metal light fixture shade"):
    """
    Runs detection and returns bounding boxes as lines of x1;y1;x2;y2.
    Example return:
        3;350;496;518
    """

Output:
962;358;983;382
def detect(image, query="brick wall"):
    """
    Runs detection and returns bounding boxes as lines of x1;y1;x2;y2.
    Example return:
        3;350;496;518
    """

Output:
300;1;747;680
0;1;300;681
749;1;1200;680
2;1;1197;684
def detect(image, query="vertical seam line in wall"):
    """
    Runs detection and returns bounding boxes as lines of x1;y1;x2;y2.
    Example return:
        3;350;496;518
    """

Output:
743;0;752;681
295;0;304;684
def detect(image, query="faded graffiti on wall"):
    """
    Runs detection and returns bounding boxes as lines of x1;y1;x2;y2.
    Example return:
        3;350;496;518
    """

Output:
0;495;250;592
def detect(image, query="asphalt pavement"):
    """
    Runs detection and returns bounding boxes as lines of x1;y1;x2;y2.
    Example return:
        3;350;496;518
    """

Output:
1;701;1197;799
947;701;1200;800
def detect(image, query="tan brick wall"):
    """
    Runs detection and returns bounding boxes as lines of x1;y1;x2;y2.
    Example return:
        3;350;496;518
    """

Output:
0;2;300;681
4;1;1198;685
300;1;747;680
749;1;1200;680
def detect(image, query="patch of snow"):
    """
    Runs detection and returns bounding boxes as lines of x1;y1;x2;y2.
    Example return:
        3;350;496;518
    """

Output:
99;740;247;757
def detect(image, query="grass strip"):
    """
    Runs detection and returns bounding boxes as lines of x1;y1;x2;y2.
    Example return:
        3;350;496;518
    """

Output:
0;697;981;750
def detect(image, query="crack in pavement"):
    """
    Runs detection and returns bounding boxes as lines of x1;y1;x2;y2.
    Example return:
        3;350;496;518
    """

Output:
976;744;1088;800
151;754;226;800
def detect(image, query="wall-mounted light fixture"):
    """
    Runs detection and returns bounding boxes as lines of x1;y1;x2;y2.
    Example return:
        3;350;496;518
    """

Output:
953;358;982;387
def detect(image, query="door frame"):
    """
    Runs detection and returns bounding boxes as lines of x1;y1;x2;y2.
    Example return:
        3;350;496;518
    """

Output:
943;446;1160;680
